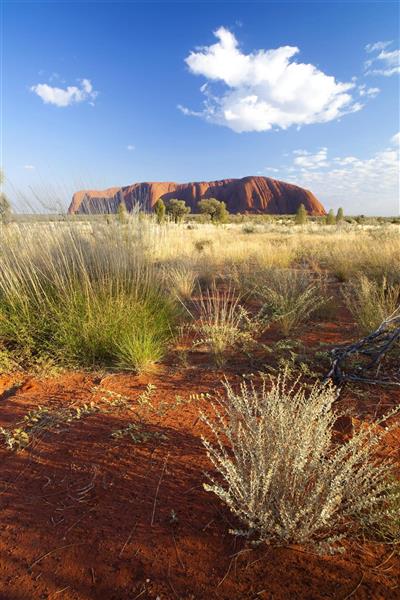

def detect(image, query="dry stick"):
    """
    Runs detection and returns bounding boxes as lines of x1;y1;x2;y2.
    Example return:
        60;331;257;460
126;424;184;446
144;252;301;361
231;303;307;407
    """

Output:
172;531;185;570
151;453;169;527
29;542;86;571
53;586;70;596
119;521;138;558
342;573;365;600
63;506;95;538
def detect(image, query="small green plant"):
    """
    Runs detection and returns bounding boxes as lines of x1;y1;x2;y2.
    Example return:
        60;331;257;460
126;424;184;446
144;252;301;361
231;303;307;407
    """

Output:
111;422;167;444
0;402;100;452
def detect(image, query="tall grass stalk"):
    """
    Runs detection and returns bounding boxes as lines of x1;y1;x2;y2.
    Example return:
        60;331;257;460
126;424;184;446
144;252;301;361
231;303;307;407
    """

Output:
343;275;400;333
191;283;253;366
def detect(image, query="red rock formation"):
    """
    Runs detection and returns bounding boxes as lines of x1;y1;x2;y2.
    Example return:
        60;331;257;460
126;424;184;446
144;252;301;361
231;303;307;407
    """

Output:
68;176;325;215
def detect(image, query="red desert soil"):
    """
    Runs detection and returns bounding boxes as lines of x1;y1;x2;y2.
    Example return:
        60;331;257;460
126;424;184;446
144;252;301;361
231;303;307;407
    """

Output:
0;317;399;599
68;176;326;216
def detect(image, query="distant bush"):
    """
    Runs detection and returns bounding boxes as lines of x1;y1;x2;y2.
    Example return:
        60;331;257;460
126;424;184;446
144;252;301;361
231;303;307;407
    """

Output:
198;198;229;223
165;199;191;223
154;198;166;224
326;209;336;225
201;371;400;552
295;203;308;225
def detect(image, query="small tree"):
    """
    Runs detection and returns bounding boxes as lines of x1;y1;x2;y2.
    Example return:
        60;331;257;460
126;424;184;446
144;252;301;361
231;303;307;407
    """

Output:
0;194;11;225
154;198;166;224
326;209;336;225
165;198;191;223
336;207;344;223
117;200;128;224
295;203;308;225
0;170;12;225
198;198;229;223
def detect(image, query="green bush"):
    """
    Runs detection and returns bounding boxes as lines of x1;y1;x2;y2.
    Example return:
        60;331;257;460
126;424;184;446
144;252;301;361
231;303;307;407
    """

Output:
0;224;180;372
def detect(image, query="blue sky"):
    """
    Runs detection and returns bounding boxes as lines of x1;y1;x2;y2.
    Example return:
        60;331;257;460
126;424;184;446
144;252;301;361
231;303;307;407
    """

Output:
2;0;399;214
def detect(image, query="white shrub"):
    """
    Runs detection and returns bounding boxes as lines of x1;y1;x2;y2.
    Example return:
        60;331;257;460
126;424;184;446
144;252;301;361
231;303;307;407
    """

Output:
201;372;399;552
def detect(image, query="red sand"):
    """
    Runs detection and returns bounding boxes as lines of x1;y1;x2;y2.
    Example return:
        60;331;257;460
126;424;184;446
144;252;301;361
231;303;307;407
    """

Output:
0;367;399;600
0;310;399;599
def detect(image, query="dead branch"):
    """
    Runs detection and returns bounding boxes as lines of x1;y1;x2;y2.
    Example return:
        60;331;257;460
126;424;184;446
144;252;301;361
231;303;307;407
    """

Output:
326;307;400;387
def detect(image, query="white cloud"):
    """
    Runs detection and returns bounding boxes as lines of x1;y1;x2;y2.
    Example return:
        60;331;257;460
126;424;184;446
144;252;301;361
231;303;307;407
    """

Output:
358;84;380;97
126;144;135;151
392;132;400;146
364;41;400;76
31;78;98;107
180;27;362;133
365;41;392;53
280;137;400;215
293;147;328;169
23;165;35;170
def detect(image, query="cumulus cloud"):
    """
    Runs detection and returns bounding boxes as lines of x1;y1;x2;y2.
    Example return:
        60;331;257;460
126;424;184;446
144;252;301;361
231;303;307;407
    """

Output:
31;78;98;107
279;137;400;215
392;132;400;146
293;147;328;169
23;165;35;170
364;41;400;76
179;27;362;133
358;84;380;97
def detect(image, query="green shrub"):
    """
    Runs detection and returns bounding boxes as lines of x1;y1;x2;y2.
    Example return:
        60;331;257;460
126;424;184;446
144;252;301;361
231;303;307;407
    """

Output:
295;203;308;225
0;223;180;372
198;198;229;223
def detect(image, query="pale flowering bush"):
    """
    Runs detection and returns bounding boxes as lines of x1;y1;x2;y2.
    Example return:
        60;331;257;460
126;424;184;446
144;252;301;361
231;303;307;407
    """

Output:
201;371;399;553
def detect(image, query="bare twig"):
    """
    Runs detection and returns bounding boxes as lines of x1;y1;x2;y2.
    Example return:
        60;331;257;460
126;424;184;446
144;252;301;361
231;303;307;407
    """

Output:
326;308;400;387
151;453;169;526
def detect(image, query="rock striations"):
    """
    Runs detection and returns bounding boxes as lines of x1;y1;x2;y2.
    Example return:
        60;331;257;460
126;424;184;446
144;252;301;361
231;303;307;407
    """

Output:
68;176;325;215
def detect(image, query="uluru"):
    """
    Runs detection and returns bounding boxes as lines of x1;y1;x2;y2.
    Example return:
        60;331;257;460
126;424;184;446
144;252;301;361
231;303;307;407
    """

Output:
68;176;326;215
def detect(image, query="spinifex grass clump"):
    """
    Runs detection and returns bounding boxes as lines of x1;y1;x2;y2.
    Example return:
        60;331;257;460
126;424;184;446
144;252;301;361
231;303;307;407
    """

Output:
0;222;180;372
343;275;400;334
256;268;325;335
191;283;255;366
201;372;400;553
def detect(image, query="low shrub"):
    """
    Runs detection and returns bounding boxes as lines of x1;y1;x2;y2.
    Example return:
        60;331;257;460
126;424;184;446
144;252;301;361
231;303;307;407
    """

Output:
201;371;400;553
256;269;325;335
